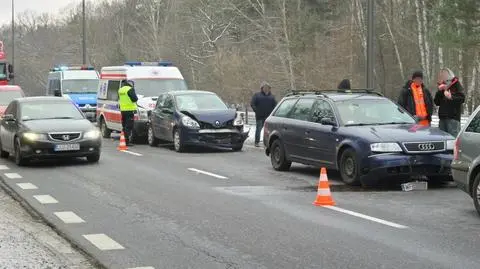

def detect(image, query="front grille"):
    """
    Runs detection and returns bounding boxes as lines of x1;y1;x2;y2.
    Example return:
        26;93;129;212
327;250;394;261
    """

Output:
199;120;234;129
402;141;445;153
49;132;81;142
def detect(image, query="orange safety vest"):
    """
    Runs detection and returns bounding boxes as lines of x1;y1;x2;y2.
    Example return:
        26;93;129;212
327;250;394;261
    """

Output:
411;83;429;126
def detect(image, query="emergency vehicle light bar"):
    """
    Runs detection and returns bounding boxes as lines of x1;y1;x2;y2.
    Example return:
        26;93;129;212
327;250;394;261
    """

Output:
50;65;95;71
124;61;173;67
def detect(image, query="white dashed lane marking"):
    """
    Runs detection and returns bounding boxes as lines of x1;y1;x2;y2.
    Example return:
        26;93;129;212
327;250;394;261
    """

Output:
4;173;22;179
33;195;59;204
83;234;125;250
121;150;143;156
16;183;38;190
188;168;228;179
323;206;409;229
0;165;9;170
127;267;155;269
54;211;86;224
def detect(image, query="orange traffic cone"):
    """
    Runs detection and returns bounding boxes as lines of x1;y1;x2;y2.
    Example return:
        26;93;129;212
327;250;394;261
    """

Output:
313;167;336;206
117;132;128;151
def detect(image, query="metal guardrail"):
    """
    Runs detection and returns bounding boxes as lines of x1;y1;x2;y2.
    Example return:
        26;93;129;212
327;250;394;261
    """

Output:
240;112;468;128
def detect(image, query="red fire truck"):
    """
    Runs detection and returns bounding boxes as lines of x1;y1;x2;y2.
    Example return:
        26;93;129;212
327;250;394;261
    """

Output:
0;41;14;86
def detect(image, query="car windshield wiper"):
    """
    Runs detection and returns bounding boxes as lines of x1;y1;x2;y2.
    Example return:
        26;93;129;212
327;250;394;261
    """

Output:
23;117;77;121
375;122;413;125
344;123;373;126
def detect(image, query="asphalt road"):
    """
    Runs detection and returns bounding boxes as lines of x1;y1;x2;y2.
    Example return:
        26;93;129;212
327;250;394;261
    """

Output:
1;138;479;269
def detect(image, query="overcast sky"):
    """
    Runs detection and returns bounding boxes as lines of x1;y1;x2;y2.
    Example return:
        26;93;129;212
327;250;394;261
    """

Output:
0;0;91;26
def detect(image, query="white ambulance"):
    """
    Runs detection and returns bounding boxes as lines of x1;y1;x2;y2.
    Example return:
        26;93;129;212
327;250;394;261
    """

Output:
96;61;188;142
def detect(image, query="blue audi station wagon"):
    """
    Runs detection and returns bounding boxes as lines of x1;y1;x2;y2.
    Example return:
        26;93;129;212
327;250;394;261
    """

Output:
263;90;455;186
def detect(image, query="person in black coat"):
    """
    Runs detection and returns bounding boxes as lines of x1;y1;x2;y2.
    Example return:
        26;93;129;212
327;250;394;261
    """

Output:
337;79;351;90
434;68;465;137
397;71;434;126
250;81;277;147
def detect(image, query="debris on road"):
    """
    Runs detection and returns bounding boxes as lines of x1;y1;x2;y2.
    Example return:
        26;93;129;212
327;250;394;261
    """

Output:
401;181;428;191
0;188;97;269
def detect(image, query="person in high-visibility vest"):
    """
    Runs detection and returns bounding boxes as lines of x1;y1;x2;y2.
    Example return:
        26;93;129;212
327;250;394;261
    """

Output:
118;80;138;145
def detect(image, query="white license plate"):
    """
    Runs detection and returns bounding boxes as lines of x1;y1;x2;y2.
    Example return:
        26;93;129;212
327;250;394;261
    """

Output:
54;144;80;151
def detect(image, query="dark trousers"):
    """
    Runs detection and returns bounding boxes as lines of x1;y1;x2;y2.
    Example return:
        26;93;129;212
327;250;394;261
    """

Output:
439;118;460;137
121;111;135;144
255;119;265;144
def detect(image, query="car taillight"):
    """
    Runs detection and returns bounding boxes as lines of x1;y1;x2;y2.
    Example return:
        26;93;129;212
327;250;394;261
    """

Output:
453;138;460;160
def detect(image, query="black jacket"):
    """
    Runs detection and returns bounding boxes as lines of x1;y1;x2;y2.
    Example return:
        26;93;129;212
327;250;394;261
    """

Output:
127;87;138;103
397;81;434;121
250;91;277;120
434;78;465;121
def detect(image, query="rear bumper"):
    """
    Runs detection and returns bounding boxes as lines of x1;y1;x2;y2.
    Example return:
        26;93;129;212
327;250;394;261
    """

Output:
181;127;249;148
360;152;453;185
20;138;101;159
451;165;470;195
133;119;149;138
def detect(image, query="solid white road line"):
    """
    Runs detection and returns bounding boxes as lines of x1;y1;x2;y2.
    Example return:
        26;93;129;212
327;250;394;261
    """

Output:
0;165;9;170
33;195;59;204
323;206;409;229
54;211;86;224
82;234;125;250
188;168;228;179
4;173;22;179
121;150;143;156
127;267;155;269
16;183;38;190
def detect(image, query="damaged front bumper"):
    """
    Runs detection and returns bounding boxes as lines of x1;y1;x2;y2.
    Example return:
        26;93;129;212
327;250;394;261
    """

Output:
180;126;249;148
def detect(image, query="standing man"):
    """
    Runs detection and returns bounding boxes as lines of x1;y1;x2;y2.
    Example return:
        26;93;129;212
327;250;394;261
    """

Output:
397;71;434;126
118;80;138;146
250;81;277;147
434;68;465;137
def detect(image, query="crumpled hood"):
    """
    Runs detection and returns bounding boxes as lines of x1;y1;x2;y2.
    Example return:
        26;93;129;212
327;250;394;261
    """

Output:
351;124;455;143
181;109;237;126
64;93;97;105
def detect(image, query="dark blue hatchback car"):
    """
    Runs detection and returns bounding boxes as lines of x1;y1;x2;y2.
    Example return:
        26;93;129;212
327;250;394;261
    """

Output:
148;90;248;152
264;90;455;186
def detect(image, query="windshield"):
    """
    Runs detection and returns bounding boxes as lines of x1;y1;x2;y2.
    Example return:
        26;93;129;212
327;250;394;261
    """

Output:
336;99;415;126
0;63;6;80
175;93;227;111
0;91;23;105
20;102;84;121
62;79;99;94
134;79;188;96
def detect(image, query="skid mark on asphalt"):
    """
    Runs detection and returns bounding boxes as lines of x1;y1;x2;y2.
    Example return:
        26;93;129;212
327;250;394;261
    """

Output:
323;206;409;229
54;211;86;224
33;195;59;204
4;172;22;179
188;168;228;179
16;183;38;190
82;234;125;250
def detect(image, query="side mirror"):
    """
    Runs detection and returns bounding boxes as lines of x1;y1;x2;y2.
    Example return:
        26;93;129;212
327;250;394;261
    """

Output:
3;114;15;122
54;89;61;97
7;64;13;74
320;118;335;126
162;108;173;114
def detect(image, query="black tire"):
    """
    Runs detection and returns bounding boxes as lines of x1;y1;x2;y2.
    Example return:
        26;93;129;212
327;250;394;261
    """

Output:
100;117;111;138
86;153;100;163
339;148;360;185
147;124;159;147
14;138;27;166
173;128;186;152
131;129;147;144
472;174;480;216
232;144;243;152
0;139;9;158
270;139;291;171
428;175;453;186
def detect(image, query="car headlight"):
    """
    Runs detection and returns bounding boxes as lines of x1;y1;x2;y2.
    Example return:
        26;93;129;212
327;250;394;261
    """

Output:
23;132;47;141
370;142;402;153
446;140;455;150
84;129;101;139
181;116;200;129
137;108;149;120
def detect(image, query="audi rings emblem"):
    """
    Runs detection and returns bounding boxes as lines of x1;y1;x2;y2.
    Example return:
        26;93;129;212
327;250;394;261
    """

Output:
418;143;435;151
215;120;220;127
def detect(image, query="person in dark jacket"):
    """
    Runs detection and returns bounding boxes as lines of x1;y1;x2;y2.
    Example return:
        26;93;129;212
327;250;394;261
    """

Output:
397;71;434;126
434;68;465;137
250;82;277;147
337;79;351;90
